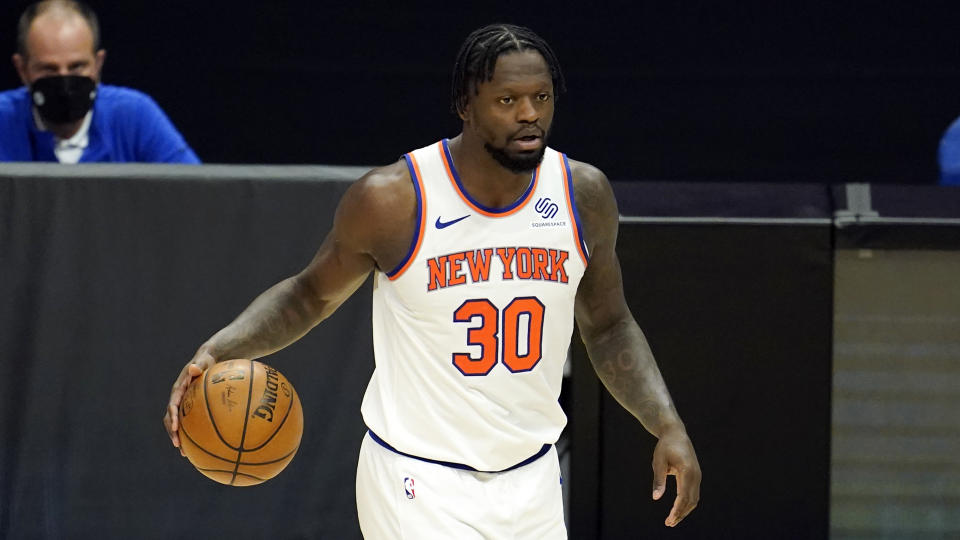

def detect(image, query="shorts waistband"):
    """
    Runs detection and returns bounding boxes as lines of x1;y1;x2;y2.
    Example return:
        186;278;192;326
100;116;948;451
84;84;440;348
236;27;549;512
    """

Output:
367;430;551;473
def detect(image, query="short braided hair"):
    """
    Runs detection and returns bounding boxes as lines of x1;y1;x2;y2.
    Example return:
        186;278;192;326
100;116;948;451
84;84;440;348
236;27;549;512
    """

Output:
451;23;565;115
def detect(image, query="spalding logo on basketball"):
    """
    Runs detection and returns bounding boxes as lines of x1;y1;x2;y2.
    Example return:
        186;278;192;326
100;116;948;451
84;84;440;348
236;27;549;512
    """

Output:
179;359;303;486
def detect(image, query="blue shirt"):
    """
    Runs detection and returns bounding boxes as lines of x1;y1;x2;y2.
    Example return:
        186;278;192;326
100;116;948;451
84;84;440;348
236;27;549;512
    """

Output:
0;84;200;163
939;115;960;185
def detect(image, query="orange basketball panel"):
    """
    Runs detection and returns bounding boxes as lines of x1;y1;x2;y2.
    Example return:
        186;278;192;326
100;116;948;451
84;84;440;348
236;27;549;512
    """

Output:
179;432;238;470
242;392;303;459
242;363;290;446
180;370;237;458
196;468;259;486
236;452;298;481
203;359;255;449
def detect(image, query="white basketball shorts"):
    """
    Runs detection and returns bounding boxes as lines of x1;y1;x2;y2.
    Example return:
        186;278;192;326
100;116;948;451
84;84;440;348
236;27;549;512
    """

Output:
356;431;567;539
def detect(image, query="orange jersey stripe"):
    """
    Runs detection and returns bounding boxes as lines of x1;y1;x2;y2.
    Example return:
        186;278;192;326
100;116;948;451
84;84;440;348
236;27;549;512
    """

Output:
560;153;589;265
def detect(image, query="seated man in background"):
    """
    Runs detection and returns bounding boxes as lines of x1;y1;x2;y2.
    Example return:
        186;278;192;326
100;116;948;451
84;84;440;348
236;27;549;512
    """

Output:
0;0;199;163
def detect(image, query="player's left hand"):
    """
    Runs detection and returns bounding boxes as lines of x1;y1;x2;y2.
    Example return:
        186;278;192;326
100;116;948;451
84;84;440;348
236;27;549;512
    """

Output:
652;429;701;527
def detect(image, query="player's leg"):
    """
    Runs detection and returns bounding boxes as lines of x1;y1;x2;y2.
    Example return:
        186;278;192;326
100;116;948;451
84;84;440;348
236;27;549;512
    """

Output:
356;433;565;539
505;446;567;540
356;432;402;538
355;432;486;540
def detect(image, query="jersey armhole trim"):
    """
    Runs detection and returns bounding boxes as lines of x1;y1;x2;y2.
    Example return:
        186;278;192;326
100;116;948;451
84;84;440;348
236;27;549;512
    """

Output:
386;153;426;280
560;153;590;265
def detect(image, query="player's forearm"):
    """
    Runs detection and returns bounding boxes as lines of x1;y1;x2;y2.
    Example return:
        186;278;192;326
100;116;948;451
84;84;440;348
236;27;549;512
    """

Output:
199;275;325;362
583;318;687;439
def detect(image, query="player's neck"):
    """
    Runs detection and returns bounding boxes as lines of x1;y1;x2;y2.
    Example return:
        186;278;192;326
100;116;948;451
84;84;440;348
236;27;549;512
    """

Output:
447;134;533;209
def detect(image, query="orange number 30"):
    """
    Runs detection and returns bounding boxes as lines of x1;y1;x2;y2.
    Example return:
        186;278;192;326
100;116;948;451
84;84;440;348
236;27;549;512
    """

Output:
452;297;545;376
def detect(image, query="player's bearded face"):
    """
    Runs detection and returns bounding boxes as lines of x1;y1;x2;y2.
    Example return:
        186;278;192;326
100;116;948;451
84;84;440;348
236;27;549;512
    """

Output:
463;50;556;174
484;126;550;174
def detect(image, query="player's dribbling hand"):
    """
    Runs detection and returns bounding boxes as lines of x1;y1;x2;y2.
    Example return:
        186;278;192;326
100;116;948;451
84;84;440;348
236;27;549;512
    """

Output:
163;350;217;456
652;429;701;527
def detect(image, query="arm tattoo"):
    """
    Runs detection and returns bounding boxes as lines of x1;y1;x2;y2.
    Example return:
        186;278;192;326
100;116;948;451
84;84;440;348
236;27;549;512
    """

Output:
586;323;680;438
207;278;321;361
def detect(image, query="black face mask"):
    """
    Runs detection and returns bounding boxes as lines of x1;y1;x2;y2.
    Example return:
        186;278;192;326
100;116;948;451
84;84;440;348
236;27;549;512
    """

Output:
30;75;97;125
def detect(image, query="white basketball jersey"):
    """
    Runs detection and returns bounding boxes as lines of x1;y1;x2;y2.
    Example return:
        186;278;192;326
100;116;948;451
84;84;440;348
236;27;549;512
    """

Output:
361;139;589;471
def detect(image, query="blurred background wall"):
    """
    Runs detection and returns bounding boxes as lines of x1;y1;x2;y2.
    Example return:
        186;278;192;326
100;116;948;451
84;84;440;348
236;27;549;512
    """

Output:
2;1;960;182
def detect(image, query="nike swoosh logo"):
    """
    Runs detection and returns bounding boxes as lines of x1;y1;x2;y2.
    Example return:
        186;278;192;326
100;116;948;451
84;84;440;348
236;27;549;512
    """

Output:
435;215;470;229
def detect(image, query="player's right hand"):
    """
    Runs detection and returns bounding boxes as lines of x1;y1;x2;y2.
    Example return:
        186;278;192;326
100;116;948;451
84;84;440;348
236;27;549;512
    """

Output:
163;350;217;455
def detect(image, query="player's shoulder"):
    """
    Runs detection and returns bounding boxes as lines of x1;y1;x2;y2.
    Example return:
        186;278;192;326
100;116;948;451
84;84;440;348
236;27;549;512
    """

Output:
355;158;411;187
335;158;418;266
337;158;416;226
347;158;413;206
565;158;616;215
567;158;608;185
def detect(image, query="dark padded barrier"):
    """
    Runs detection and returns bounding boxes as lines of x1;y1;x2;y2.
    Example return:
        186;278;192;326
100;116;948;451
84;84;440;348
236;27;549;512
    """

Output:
571;183;835;539
1;164;372;539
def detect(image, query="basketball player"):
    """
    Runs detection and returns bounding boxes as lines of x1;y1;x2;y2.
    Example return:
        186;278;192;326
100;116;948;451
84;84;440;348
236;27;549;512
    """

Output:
163;23;700;538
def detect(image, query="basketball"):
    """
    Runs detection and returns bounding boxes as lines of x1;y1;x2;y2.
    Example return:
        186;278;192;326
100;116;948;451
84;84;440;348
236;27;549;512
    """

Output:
178;359;303;486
